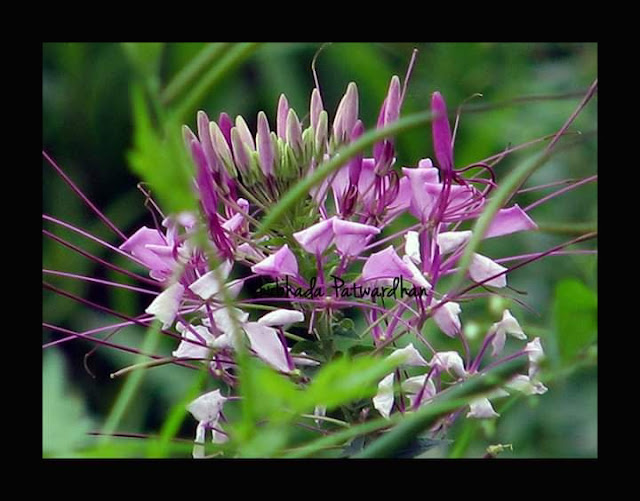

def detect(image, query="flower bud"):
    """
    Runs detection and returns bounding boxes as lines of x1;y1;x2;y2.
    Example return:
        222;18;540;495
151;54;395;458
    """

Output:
310;87;324;132
314;110;328;159
256;111;275;177
431;91;454;173
333;82;359;144
286;108;303;157
209;121;237;179
277;94;289;139
235;115;256;151
230;127;251;175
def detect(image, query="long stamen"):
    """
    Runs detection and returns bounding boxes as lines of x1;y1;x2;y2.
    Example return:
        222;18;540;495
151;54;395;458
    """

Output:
43;214;150;269
43;229;160;287
42;269;158;295
43;150;127;241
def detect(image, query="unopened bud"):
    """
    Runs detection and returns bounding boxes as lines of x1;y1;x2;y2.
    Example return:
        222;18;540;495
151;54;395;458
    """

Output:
209;121;237;178
256;111;275;177
235;115;256;151
277;94;289;139
310;87;324;131
333;82;359;143
286;108;303;156
314;111;328;159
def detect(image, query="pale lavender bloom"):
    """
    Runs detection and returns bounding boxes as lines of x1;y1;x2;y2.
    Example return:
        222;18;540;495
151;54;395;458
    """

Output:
485;205;538;238
293;217;336;255
251;244;298;277
361;246;414;283
119;226;176;281
332;219;380;257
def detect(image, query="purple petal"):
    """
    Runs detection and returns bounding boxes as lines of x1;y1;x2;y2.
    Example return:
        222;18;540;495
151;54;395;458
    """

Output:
361;246;414;282
485;205;538;238
251;244;298;277
332;218;380;257
293;217;336;255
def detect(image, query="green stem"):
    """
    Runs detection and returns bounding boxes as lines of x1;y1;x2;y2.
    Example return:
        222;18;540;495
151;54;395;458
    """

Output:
172;43;261;122
100;322;163;444
161;43;231;106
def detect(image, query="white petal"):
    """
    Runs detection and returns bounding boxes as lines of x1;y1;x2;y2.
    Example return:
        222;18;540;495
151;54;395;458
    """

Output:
404;231;421;263
211;425;229;444
525;337;545;377
292;352;320;366
373;373;395;419
243;322;291;373
402;255;432;291
314;405;327;426
437;231;472;255
467;397;499;419
490;325;507;356
208;333;233;350
429;351;467;378
145;282;185;328
469;253;507;288
193;421;206;459
172;325;213;360
189;261;233;299
258;309;305;327
500;310;526;340
387;343;428;367
188;389;227;423
506;375;548;395
432;300;462;337
402;375;437;404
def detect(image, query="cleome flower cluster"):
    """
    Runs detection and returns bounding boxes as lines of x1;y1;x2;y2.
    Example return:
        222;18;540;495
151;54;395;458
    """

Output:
112;73;550;454
44;63;600;458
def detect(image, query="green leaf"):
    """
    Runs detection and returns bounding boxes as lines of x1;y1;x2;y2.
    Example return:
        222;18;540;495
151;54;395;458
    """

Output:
127;85;197;214
43;349;94;456
553;278;597;363
121;43;164;80
302;354;399;411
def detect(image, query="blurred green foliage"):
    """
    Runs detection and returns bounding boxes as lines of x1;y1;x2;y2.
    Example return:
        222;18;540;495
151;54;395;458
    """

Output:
42;42;597;458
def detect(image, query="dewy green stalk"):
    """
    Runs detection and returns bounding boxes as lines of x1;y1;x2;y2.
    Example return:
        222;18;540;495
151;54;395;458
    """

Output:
43;48;597;458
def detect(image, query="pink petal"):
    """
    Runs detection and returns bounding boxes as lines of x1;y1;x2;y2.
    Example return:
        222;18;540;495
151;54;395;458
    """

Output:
293;217;336;255
485;205;538;238
361;246;415;283
251;244;298;277
332;219;380;256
